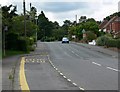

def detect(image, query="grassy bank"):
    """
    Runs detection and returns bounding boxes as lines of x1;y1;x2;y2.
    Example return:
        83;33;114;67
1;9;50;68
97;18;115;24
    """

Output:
2;50;29;58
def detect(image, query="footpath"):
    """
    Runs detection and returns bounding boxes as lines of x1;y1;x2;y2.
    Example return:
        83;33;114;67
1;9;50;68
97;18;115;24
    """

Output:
2;55;22;91
72;42;119;58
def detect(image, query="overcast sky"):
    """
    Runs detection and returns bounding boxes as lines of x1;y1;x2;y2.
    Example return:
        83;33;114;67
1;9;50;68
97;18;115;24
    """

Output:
0;0;120;26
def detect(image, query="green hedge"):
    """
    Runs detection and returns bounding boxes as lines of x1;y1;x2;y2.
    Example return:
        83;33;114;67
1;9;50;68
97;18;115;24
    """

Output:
96;35;120;48
17;37;30;52
106;39;120;48
6;32;19;50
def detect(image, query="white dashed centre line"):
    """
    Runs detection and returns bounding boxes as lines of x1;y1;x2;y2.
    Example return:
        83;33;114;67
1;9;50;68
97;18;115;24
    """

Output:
71;51;75;53
92;62;101;66
107;67;119;72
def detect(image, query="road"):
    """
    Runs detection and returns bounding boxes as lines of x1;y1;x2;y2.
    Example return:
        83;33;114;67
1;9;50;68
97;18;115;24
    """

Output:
46;41;118;90
20;41;118;91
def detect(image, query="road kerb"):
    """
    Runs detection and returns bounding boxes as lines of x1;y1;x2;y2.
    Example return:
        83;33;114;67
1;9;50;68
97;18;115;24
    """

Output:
19;57;30;92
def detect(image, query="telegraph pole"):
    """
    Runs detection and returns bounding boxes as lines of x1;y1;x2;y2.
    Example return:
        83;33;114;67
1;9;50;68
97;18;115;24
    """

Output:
23;0;26;37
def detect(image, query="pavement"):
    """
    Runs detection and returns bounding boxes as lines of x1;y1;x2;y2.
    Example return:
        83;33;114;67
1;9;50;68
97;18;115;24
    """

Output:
2;55;21;91
72;42;118;58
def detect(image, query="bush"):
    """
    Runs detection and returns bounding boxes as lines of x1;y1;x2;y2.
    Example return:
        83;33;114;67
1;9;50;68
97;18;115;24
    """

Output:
41;36;55;42
17;37;30;52
6;32;19;50
29;37;34;45
85;31;97;42
96;35;120;48
96;36;110;46
106;39;117;47
116;39;120;48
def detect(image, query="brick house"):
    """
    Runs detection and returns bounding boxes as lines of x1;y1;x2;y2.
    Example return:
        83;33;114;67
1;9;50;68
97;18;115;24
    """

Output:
99;16;120;38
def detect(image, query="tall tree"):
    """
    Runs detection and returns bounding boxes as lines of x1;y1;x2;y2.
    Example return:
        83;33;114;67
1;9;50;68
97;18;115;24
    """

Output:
37;11;53;40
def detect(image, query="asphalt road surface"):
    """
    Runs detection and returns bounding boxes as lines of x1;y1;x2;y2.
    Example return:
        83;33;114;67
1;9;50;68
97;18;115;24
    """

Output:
23;42;80;90
22;41;118;91
45;41;118;90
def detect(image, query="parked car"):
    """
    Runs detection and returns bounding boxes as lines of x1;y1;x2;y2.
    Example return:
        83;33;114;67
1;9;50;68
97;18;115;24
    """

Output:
62;37;69;43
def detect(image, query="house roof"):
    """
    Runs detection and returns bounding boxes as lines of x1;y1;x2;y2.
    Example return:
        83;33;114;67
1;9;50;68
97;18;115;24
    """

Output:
103;16;118;29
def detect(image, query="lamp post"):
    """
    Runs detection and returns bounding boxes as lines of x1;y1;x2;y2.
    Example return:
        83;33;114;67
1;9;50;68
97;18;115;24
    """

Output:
23;0;26;37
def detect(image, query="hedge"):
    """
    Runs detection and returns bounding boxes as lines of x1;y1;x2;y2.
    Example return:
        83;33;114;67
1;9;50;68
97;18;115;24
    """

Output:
96;35;120;48
17;37;30;52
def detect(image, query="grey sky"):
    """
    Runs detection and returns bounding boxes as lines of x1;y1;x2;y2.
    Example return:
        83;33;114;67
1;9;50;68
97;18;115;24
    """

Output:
0;0;120;25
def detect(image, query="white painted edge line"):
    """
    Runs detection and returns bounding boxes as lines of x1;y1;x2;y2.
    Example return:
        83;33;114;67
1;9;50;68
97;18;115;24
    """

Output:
107;67;119;72
92;62;101;66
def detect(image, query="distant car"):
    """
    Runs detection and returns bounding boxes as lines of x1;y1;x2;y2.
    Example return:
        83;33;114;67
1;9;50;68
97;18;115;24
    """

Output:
62;37;69;43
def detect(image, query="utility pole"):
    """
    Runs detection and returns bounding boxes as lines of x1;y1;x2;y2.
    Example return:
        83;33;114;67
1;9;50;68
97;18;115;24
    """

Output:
75;15;77;41
23;0;26;37
75;15;77;24
3;26;8;56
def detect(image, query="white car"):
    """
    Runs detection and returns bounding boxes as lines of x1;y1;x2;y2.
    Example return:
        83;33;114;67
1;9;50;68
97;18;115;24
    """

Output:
62;37;69;43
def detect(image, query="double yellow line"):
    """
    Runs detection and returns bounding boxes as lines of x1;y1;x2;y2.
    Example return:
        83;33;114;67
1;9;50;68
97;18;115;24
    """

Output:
19;57;30;92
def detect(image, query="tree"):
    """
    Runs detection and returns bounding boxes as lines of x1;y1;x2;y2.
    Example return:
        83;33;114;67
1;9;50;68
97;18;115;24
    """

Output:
27;6;37;23
11;15;37;37
37;11;54;40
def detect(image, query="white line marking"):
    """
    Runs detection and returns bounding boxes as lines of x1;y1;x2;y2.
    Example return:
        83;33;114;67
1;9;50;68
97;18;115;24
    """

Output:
67;79;71;82
79;87;85;90
72;51;75;53
75;54;79;57
43;60;45;63
63;76;66;78
107;67;119;72
60;73;63;76
92;62;101;66
72;83;77;86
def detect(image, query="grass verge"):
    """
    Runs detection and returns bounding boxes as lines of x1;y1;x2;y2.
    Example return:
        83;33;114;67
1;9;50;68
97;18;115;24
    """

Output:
2;50;29;58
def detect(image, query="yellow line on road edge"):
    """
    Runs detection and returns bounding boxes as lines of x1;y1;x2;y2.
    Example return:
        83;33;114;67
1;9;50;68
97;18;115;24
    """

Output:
19;57;30;92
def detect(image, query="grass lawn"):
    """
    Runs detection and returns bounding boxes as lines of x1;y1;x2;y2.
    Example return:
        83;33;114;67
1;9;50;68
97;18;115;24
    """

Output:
2;50;29;58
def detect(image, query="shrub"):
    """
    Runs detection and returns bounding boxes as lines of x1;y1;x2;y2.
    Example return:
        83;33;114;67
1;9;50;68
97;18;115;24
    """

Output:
6;32;19;50
96;35;120;48
85;31;97;42
106;39;117;47
96;36;110;46
17;37;30;52
29;37;34;45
